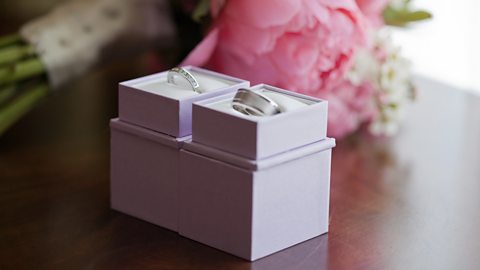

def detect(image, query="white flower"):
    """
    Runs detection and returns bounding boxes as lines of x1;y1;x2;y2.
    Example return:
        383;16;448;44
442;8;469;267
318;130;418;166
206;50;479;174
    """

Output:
346;48;380;86
380;55;411;93
346;28;414;137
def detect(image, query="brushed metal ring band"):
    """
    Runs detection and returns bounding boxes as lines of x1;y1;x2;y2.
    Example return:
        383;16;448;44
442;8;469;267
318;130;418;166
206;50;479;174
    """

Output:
232;88;281;116
167;67;201;93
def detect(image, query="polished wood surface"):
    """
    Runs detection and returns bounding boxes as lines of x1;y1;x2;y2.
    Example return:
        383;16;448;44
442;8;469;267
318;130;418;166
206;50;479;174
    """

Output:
1;58;480;269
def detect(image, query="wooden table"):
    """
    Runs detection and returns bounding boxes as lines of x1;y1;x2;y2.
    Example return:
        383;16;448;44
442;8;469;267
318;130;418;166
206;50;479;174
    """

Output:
1;60;480;270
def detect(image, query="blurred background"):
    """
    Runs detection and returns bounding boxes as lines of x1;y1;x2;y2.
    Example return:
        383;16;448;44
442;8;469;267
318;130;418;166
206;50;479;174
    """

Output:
0;0;478;142
0;1;61;31
1;0;478;92
392;0;480;93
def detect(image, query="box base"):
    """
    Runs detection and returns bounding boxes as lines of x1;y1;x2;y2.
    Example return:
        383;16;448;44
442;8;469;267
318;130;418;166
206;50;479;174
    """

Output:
110;119;189;232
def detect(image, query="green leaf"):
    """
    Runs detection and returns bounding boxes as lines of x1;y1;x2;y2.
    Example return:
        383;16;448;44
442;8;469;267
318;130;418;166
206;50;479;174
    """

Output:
192;0;211;23
384;6;432;27
403;10;432;22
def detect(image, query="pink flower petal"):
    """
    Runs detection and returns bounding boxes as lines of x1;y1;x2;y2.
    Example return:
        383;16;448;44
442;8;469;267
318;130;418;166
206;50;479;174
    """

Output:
224;0;301;28
181;28;220;67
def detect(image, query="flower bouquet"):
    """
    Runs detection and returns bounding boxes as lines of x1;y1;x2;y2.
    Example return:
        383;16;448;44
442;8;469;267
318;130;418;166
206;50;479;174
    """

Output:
183;0;431;138
0;0;430;138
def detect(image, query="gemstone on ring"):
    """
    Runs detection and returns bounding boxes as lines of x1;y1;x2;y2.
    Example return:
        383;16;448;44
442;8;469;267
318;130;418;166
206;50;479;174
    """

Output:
167;67;201;93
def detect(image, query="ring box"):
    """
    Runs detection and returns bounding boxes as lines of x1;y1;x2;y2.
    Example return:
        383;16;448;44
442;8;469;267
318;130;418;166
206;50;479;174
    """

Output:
192;84;328;159
118;66;249;137
111;67;249;231
179;85;334;260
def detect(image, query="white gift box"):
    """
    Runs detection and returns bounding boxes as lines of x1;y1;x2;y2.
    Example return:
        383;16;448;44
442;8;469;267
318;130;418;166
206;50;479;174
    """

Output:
110;119;189;231
191;84;328;159
111;67;248;231
118;66;249;137
178;85;334;260
179;139;335;261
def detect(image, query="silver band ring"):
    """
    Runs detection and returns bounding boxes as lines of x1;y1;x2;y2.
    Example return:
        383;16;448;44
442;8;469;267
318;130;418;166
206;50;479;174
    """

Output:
167;67;201;93
232;88;281;116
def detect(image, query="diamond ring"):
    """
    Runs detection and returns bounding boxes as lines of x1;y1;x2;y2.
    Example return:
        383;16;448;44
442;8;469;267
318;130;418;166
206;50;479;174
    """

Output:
232;88;281;117
167;67;201;93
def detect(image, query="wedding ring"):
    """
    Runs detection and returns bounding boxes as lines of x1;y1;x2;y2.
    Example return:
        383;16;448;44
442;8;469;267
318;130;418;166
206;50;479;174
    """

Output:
167;67;201;93
232;88;281;116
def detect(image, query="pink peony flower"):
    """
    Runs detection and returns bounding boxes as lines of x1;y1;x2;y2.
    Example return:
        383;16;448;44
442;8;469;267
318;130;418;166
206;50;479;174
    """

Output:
183;0;366;92
183;0;369;138
355;0;389;27
323;80;377;138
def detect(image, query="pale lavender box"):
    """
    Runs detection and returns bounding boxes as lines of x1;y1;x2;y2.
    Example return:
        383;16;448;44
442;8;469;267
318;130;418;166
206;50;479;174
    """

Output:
179;138;335;261
110;119;189;231
111;67;249;231
192;84;328;159
118;66;249;137
179;85;334;260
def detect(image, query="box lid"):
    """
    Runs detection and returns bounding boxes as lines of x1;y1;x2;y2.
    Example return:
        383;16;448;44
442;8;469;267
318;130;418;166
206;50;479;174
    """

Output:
182;138;335;171
192;84;328;160
110;118;190;149
118;66;249;138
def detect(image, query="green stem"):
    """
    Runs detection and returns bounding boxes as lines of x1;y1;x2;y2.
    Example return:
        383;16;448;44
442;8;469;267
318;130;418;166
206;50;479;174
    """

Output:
0;58;45;85
0;84;49;136
0;34;22;48
0;45;36;66
0;86;16;106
